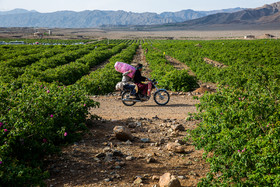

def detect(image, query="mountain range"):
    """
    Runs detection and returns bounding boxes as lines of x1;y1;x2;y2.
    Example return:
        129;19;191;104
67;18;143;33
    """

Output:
182;2;280;25
167;1;280;30
0;2;280;29
0;8;244;28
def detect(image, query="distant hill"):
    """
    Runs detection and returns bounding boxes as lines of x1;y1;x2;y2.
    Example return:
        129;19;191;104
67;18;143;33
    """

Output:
168;1;280;29
0;8;244;28
0;8;37;15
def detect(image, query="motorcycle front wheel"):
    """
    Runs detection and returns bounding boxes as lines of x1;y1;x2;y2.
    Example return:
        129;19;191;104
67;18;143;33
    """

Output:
154;90;170;105
121;91;136;106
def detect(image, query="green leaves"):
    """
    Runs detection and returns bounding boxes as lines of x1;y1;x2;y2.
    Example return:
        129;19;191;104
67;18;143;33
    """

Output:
190;86;280;185
150;39;280;186
161;70;199;92
143;44;199;92
0;82;98;185
75;43;138;95
0;40;139;185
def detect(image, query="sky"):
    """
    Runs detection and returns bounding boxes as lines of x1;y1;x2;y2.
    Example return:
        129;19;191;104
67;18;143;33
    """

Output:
0;0;278;13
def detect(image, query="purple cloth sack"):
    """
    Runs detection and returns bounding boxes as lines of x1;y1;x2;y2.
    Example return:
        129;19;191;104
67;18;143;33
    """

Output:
114;61;136;78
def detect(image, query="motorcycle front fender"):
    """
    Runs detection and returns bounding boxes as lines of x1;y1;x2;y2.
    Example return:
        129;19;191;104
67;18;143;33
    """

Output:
154;89;167;94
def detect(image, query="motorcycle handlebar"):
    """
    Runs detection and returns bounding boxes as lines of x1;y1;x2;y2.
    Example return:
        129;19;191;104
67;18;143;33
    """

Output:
147;78;156;82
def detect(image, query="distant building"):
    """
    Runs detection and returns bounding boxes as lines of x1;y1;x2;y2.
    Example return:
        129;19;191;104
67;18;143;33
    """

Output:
264;34;275;38
48;30;52;35
257;34;276;39
244;35;255;39
34;32;43;38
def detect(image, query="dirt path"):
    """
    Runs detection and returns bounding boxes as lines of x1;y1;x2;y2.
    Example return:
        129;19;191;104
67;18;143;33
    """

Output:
90;59;110;72
165;55;196;77
131;46;151;77
45;46;212;187
203;57;228;68
90;93;199;120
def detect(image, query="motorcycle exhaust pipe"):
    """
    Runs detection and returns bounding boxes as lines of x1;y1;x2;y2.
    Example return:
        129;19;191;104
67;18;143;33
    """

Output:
122;99;142;102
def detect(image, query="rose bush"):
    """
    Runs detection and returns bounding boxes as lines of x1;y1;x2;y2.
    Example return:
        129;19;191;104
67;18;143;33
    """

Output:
0;82;99;186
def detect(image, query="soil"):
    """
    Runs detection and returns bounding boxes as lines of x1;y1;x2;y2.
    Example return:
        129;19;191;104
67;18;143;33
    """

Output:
165;55;196;76
1;27;280;41
44;47;215;187
203;57;228;68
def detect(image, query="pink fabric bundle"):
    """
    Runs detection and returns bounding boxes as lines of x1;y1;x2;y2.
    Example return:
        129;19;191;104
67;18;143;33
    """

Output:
114;61;136;78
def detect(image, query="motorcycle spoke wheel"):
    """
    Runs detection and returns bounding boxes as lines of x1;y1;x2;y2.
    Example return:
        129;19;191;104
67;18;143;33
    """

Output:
154;90;170;105
121;91;136;106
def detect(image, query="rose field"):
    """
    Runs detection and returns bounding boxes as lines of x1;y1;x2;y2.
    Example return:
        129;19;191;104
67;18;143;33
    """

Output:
0;39;280;186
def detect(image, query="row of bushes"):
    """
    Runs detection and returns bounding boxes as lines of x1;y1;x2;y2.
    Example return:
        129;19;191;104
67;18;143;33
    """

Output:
151;40;280;89
150;40;280;185
75;43;139;95
0;41;138;186
0;45;95;83
0;45;53;62
1;45;84;68
35;44;127;85
190;76;280;186
142;43;199;92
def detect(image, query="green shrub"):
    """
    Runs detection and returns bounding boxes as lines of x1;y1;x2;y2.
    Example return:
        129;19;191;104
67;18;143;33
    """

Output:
0;82;99;186
142;44;199;92
190;83;280;186
160;70;199;92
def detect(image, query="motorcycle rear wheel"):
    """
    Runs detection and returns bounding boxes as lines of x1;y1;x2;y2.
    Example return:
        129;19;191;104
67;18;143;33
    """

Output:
121;91;136;106
154;90;170;105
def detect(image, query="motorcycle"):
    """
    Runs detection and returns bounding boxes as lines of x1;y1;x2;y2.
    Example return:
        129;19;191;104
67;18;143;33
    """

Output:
121;79;170;106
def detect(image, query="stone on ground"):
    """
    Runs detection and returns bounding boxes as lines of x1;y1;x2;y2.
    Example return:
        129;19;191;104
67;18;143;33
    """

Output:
113;126;134;141
159;173;181;187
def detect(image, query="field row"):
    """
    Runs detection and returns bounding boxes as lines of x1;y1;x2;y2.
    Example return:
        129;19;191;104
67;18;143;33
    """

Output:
151;39;280;87
0;40;141;186
0;41;140;86
149;39;280;186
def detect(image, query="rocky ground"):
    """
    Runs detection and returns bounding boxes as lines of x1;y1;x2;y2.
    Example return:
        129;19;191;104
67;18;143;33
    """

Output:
44;90;213;187
44;47;216;187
